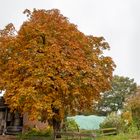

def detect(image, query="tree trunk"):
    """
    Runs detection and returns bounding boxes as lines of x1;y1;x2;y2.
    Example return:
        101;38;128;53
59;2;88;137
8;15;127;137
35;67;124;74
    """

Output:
52;118;61;139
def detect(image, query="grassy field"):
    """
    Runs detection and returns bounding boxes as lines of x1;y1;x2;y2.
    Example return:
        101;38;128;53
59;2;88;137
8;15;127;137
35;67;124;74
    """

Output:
17;128;140;140
96;133;140;140
58;131;140;140
16;133;140;140
60;133;140;140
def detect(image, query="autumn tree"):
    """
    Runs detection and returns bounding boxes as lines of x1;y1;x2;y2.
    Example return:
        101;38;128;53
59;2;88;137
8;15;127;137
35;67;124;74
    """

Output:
0;9;115;131
94;75;137;115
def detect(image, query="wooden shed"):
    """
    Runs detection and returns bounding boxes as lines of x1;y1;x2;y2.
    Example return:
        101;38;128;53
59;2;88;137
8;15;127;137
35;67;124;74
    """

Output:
0;97;23;135
0;96;48;135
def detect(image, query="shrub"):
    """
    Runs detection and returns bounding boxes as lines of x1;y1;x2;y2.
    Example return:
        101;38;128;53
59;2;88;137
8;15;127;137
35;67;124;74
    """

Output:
18;125;52;139
126;87;140;130
130;101;140;130
66;118;79;131
100;112;124;132
121;111;132;125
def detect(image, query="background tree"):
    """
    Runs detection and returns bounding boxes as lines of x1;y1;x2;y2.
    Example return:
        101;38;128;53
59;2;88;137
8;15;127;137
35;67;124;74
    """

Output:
94;75;137;116
0;9;115;130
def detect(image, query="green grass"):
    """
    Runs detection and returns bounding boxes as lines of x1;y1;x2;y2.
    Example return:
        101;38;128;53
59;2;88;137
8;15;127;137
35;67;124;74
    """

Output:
16;129;52;140
59;130;140;140
17;133;140;140
17;128;140;140
80;133;140;140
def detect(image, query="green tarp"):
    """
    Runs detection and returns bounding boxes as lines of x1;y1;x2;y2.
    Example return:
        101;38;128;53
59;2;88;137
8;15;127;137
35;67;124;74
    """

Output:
68;115;106;130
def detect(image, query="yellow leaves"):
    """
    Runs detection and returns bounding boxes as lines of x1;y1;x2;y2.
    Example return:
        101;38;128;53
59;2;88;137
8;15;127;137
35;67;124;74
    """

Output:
73;89;80;97
52;100;62;109
121;111;132;125
47;73;53;77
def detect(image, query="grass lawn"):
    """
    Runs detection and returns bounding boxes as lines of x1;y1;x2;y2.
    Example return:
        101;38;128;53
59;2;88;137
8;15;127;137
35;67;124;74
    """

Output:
17;129;140;140
16;133;140;140
84;133;140;140
59;132;140;140
96;133;140;140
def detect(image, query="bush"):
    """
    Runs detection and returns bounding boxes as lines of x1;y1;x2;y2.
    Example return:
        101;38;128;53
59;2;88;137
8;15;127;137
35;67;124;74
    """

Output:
18;125;52;139
125;86;140;130
121;111;132;125
100;112;124;132
66;118;79;131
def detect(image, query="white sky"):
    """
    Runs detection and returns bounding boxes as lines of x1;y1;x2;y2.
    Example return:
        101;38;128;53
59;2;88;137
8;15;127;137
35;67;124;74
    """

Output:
0;0;140;84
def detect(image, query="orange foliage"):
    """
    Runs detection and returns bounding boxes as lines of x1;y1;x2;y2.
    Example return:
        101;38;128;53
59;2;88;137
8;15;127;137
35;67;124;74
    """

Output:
0;9;115;122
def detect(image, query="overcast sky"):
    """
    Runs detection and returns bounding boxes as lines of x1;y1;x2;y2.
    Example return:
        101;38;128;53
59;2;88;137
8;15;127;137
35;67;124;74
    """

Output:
0;0;140;84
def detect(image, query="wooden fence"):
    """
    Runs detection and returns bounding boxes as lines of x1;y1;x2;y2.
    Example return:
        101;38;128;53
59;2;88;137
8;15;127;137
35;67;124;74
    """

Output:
54;127;117;140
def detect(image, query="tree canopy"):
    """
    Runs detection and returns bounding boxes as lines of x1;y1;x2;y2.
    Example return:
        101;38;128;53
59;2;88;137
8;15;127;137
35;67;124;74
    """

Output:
94;75;137;115
0;9;115;122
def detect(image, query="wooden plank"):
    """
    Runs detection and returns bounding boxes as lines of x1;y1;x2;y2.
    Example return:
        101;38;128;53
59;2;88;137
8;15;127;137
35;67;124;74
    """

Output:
101;127;117;131
100;127;117;136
